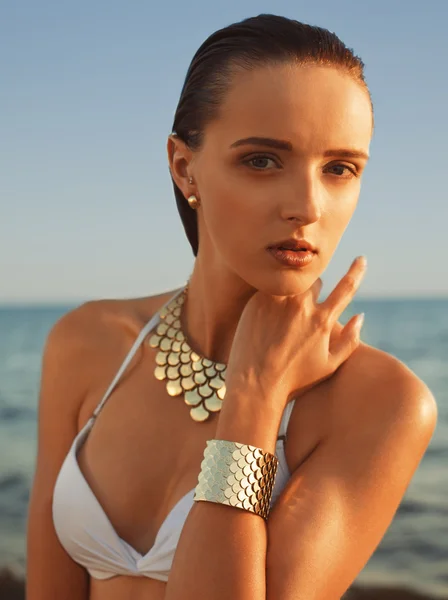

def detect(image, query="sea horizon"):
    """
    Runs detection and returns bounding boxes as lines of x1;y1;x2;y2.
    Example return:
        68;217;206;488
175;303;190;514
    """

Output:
1;293;448;309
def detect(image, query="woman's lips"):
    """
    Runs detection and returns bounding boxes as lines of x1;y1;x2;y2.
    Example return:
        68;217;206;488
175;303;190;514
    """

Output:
267;247;316;267
267;238;317;253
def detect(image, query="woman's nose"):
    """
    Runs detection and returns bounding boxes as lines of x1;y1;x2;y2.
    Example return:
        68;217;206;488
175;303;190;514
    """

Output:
279;176;322;225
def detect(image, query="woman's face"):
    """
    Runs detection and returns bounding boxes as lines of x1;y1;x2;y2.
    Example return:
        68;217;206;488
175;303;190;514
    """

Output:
172;63;373;296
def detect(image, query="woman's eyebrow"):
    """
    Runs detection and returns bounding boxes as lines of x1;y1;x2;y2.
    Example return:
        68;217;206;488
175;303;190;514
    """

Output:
230;137;369;161
230;137;292;151
323;148;370;160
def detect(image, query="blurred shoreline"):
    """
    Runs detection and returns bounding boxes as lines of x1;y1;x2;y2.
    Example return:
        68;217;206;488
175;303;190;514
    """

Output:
1;567;446;600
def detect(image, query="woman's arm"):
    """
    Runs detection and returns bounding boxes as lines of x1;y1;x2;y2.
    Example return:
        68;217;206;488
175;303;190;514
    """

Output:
26;304;101;599
164;355;437;600
165;384;284;600
265;359;437;599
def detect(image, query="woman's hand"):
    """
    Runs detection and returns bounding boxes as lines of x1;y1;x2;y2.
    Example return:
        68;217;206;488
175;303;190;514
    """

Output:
224;256;367;409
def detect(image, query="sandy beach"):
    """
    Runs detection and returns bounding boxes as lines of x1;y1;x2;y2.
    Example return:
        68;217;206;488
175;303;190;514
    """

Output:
1;567;446;600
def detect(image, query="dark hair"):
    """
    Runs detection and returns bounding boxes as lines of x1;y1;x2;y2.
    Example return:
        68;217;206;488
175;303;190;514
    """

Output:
171;14;373;257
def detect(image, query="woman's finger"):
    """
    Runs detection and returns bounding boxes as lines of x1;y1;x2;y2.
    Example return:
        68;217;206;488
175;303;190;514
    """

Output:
319;256;367;325
329;312;364;360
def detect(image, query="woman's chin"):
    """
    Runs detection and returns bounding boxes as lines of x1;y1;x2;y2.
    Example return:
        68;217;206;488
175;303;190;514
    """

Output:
253;269;318;297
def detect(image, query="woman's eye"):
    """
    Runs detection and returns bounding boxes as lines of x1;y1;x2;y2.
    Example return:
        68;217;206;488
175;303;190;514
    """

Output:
245;156;279;170
327;164;357;178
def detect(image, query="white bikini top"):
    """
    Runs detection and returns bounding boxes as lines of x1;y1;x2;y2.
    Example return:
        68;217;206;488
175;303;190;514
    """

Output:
52;288;297;583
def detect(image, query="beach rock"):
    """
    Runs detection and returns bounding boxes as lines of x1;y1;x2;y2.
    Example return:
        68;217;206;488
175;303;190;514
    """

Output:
0;567;24;600
344;584;443;600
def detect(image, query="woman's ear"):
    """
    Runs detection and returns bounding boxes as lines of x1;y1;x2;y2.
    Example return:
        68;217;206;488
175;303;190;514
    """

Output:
167;134;194;199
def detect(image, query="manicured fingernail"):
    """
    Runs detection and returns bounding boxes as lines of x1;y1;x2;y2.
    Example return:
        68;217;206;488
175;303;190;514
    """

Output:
357;255;367;268
357;313;365;328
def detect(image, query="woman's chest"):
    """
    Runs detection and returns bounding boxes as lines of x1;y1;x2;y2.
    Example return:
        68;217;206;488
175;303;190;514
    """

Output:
76;364;219;555
76;347;332;556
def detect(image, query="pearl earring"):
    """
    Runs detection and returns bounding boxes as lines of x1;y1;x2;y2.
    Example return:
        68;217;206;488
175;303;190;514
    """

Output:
187;176;199;208
187;195;199;209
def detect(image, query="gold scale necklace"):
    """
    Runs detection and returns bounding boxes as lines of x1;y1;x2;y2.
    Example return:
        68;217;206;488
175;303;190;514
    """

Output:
148;282;227;422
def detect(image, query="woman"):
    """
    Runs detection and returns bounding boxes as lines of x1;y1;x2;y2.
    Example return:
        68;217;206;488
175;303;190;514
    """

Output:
26;13;437;600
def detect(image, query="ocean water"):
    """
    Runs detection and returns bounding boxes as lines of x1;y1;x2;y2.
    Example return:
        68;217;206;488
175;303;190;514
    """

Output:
0;298;447;597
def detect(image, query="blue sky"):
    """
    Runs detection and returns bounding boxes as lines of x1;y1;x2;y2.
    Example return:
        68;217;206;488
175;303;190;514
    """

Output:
1;0;447;303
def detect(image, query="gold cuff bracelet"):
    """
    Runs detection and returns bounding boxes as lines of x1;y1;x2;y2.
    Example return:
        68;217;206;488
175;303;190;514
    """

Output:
193;439;279;520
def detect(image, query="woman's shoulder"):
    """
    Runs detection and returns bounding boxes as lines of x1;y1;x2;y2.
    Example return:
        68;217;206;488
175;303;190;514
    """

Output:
336;340;431;395
329;340;437;438
285;339;437;483
289;339;436;452
43;297;135;374
49;288;179;350
41;290;180;415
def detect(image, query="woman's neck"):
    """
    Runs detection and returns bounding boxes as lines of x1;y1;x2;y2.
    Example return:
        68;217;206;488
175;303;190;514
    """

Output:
181;257;256;365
